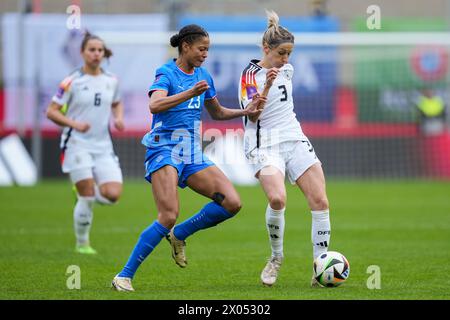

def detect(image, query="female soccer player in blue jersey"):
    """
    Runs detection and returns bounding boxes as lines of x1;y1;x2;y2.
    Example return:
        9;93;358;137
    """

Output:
112;24;265;291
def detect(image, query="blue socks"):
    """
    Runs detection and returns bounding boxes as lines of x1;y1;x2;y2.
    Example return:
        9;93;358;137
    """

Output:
173;202;233;241
118;203;233;278
119;220;170;279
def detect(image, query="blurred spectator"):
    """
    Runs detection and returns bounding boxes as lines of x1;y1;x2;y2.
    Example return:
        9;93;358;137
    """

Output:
309;0;328;18
415;88;447;136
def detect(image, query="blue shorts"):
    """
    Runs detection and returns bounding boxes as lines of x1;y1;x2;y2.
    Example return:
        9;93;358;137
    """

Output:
144;146;215;188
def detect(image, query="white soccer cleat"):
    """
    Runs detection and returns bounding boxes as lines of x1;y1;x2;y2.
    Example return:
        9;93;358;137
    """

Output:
166;229;187;268
111;275;134;292
261;256;283;286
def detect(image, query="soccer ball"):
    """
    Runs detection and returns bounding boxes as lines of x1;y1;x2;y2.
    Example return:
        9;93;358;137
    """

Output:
313;251;350;287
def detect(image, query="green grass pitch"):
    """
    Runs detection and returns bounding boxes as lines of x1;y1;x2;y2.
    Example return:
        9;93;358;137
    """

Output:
1;179;449;300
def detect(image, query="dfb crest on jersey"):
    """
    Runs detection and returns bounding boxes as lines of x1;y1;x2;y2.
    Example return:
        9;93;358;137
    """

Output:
282;68;293;81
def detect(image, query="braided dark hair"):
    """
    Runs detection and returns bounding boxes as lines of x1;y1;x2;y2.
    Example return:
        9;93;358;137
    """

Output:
170;24;209;54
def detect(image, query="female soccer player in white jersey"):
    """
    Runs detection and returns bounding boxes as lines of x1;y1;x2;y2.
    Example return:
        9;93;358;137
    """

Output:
46;31;124;255
239;10;331;287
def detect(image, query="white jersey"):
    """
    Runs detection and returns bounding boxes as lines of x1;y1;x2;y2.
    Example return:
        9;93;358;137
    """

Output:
52;69;121;153
238;60;305;155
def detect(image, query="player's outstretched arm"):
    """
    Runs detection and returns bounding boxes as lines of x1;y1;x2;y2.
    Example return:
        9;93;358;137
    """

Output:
46;101;90;132
205;95;266;121
149;80;209;114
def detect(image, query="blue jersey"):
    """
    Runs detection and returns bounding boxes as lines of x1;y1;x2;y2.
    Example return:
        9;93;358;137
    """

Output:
142;59;216;149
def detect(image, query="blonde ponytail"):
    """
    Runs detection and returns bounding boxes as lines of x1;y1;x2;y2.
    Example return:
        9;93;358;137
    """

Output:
262;9;294;48
266;9;280;31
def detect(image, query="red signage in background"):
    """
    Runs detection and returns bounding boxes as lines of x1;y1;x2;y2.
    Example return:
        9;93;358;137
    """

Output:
0;90;4;135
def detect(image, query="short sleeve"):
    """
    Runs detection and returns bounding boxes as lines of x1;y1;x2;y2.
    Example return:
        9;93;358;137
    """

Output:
52;77;73;106
148;68;171;97
204;70;216;100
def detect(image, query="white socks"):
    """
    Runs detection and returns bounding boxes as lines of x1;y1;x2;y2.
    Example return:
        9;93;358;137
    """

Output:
311;210;331;259
94;185;114;205
74;196;95;245
265;205;285;258
264;206;331;260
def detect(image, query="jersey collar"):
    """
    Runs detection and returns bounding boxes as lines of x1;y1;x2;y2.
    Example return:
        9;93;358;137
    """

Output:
172;59;195;75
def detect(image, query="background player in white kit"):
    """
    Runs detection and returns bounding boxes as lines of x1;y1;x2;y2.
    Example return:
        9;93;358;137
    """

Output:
46;31;124;254
239;10;331;287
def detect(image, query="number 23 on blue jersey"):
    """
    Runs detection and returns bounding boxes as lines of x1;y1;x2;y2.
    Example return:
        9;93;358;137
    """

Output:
187;96;201;109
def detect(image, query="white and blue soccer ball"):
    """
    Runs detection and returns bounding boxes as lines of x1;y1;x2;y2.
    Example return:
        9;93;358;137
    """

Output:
313;251;350;287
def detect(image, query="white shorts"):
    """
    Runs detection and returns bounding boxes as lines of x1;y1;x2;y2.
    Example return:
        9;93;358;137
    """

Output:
62;148;123;185
247;139;320;184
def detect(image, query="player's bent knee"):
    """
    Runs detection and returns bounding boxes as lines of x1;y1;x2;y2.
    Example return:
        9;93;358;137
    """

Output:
158;212;178;229
100;184;122;203
309;196;329;211
224;198;242;215
158;217;177;229
212;192;240;215
268;194;286;210
104;191;121;203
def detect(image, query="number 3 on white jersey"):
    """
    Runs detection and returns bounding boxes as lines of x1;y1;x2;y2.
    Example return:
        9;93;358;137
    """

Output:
187;96;201;109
